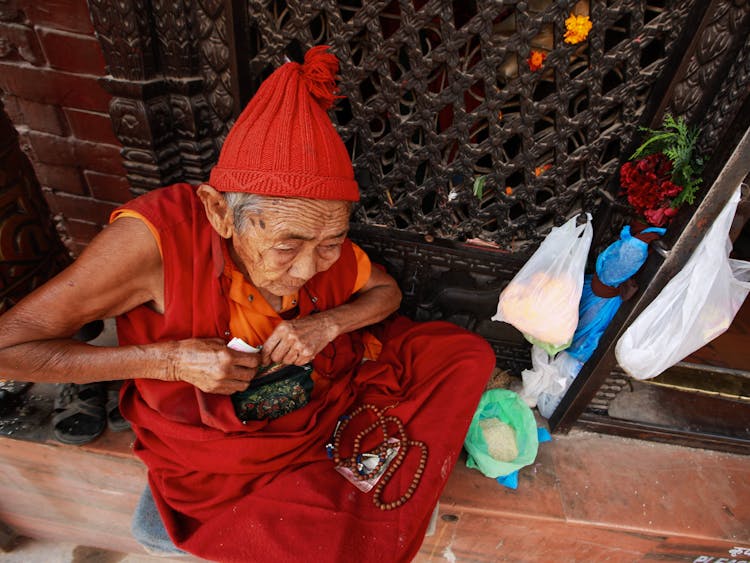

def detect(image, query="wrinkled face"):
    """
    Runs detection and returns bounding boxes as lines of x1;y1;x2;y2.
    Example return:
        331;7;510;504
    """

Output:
229;197;351;297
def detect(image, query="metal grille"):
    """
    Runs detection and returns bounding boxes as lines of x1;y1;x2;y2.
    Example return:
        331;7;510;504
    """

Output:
245;0;695;250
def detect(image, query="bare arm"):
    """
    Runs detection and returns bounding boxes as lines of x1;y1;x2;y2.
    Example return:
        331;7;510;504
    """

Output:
261;265;402;365
0;218;258;394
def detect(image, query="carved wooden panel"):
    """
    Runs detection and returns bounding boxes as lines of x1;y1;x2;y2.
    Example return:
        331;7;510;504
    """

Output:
88;0;749;250
667;0;750;128
695;10;750;159
88;0;228;194
0;104;70;315
243;0;698;251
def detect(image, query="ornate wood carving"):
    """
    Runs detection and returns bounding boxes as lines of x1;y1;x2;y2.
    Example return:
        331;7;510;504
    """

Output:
667;0;750;131
152;0;195;76
242;0;698;251
696;12;750;159
88;0;227;194
0;103;70;314
88;0;156;81
195;0;235;147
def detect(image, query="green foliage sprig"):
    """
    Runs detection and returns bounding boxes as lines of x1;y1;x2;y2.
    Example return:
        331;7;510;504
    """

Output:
630;114;703;206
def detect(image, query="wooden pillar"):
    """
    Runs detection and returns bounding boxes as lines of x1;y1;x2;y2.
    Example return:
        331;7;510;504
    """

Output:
86;0;235;195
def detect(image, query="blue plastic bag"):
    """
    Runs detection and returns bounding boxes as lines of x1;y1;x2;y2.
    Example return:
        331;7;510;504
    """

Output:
567;225;665;362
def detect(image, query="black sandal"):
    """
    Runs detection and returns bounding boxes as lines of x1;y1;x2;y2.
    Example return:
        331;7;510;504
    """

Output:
106;388;131;432
52;383;107;445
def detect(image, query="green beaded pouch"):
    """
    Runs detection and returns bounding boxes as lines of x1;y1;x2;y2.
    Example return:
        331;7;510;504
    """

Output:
231;363;314;422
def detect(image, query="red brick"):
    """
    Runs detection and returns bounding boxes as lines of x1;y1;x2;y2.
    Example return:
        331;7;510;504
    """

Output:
15;98;68;135
83;170;131;203
18;0;95;34
65;217;102;243
23;130;75;166
34;162;86;194
36;27;105;75
0;21;44;65
0;62;111;112
74;140;125;176
47;191;119;225
21;130;125;175
64;108;118;145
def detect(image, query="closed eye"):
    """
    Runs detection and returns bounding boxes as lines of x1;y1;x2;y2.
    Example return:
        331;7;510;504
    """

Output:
319;243;342;252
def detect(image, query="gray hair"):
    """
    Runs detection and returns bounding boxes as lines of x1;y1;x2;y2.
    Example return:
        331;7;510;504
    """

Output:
223;192;267;232
223;192;355;233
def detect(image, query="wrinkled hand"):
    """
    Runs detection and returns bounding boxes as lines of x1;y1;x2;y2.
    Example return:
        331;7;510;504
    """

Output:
165;338;260;394
261;316;337;366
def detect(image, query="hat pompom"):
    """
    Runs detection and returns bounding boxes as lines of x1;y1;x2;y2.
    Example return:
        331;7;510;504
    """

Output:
301;45;340;110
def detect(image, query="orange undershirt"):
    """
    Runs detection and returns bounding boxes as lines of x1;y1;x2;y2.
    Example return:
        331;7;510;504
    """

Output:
111;209;373;350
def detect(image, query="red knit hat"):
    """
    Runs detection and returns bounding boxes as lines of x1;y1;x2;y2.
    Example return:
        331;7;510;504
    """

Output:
209;46;359;201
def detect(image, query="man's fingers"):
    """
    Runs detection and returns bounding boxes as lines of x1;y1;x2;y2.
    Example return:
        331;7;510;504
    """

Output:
269;339;295;364
230;365;257;383
228;350;260;369
260;336;278;364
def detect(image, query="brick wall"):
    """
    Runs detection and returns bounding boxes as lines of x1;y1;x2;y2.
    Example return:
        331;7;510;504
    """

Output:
0;0;130;255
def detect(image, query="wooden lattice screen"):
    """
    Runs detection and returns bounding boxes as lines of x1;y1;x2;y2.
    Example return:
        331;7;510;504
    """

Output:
242;0;696;250
87;0;713;250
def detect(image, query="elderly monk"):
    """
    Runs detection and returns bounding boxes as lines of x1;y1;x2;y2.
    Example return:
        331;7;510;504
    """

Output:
0;46;494;562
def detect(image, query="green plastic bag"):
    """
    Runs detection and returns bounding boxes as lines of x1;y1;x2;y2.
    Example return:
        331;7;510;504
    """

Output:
464;389;539;478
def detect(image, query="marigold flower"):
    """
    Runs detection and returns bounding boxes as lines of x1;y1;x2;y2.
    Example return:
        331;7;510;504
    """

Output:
534;164;552;176
564;14;592;44
527;50;547;71
505;186;513;195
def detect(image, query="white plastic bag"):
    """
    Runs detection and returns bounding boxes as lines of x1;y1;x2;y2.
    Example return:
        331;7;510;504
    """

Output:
616;187;750;380
519;345;562;408
520;346;583;412
493;214;593;350
536;353;584;419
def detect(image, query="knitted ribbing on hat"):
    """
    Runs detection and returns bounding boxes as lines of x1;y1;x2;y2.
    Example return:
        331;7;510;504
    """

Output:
209;46;359;201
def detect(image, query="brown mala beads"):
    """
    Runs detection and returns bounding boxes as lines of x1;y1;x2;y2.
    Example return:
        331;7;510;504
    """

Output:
327;404;429;510
372;438;428;511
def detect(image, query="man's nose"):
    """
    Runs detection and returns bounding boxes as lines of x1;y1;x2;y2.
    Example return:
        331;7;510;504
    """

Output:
289;249;318;280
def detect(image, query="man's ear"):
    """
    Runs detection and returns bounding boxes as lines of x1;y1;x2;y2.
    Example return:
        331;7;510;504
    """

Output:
197;184;233;239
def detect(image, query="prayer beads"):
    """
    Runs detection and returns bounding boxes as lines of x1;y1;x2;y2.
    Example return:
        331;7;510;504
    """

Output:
329;404;428;511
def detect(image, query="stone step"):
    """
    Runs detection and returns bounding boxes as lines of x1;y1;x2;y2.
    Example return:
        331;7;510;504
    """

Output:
0;425;747;562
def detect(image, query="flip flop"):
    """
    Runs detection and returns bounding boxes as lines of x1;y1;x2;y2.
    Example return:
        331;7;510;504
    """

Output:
52;383;107;445
106;388;131;432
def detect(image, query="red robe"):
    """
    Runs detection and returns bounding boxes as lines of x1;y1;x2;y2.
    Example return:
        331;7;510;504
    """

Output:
116;184;495;562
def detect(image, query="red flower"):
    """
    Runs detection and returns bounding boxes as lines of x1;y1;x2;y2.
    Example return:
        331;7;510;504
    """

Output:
660;180;683;198
644;206;678;227
527;51;547;71
619;152;683;226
